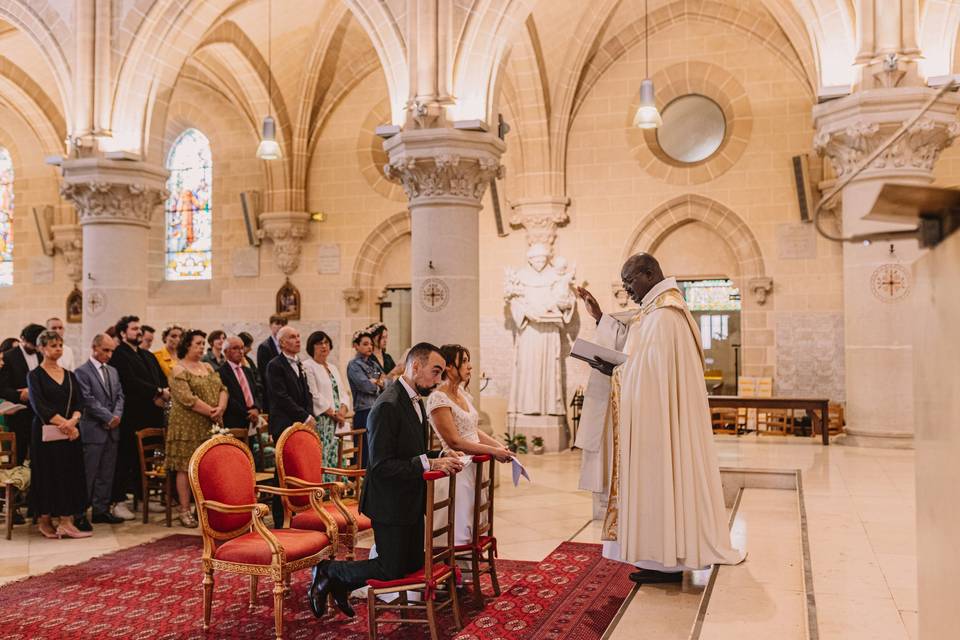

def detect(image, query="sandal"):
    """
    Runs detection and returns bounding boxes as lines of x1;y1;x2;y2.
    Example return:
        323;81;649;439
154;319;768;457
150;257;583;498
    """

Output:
178;511;198;528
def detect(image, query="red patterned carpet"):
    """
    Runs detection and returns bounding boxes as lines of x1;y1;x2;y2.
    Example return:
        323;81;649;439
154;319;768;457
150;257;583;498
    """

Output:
0;535;633;639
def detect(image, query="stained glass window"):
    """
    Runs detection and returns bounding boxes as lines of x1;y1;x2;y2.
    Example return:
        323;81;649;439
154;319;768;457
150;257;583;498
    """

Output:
679;279;741;311
0;147;13;287
165;129;212;280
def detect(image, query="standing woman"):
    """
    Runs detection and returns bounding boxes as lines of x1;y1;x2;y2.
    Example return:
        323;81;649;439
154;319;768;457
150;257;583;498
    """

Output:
153;325;183;379
165;329;227;527
27;330;91;539
427;344;512;546
303;331;351;481
346;330;383;468
368;323;404;381
202;329;226;368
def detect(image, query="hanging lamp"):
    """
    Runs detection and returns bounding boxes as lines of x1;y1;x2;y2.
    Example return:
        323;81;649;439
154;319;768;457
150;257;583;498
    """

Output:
633;0;662;129
256;0;281;159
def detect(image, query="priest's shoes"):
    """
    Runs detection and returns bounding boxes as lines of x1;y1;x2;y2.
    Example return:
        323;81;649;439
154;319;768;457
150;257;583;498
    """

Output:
629;569;683;585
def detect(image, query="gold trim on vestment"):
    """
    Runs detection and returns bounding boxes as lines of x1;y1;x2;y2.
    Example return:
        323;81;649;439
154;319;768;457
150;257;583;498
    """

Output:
601;367;622;541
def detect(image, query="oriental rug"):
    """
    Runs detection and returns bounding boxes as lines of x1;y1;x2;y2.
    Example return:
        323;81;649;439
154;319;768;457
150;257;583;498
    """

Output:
0;535;632;639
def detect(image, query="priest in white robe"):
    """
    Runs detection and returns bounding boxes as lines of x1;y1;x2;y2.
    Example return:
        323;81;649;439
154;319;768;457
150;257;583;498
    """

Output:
575;253;744;583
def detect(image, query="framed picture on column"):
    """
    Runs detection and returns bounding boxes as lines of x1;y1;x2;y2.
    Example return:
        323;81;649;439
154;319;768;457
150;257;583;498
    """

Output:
276;278;301;320
66;286;82;323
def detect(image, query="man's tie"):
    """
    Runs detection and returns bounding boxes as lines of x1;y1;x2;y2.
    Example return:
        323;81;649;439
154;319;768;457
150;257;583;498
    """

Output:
416;397;429;449
101;363;112;397
234;364;254;408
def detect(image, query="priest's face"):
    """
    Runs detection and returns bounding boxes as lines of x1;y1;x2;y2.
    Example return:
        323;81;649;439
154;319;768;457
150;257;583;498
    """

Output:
621;263;656;304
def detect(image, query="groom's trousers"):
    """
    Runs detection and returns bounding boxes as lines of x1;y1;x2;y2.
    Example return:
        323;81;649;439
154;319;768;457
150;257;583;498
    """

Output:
325;519;425;590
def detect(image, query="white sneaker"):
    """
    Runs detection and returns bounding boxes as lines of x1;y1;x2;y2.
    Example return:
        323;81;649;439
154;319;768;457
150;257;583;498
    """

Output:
112;502;136;521
147;500;166;513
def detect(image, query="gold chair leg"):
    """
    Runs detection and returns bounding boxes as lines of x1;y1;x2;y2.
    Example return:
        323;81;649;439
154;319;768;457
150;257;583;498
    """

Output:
202;568;214;630
249;575;259;609
283;572;291;595
449;574;463;630
272;576;284;640
367;589;378;640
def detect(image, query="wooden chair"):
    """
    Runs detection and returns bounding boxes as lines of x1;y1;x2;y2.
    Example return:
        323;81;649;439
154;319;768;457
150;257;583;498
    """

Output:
828;403;845;435
711;408;740;435
366;469;462;640
188;435;337;640
759;410;794;436
0;433;24;540
136;428;173;527
453;454;500;607
334;428;366;501
275;424;369;560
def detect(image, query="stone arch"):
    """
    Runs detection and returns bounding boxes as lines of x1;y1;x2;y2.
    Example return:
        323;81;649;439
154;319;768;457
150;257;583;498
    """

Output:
622;194;766;287
351;211;411;294
0;56;65;155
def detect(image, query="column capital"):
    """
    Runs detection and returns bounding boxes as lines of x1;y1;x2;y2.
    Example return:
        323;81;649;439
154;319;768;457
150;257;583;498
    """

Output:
258;211;311;276
383;128;505;208
59;158;169;228
509;196;570;248
813;88;960;182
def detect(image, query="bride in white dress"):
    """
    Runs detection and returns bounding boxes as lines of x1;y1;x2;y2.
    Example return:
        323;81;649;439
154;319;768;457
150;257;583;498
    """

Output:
427;344;512;547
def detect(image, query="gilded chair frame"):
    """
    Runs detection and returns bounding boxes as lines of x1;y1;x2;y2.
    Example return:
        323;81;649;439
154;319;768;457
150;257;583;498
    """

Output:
275;423;357;557
188;435;338;640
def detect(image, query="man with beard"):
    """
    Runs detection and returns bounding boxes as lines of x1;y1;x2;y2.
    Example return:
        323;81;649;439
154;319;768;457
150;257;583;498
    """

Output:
308;343;463;618
575;253;744;585
108;315;169;520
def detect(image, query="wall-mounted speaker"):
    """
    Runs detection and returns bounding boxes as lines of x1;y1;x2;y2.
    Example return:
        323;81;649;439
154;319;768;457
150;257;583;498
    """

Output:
33;205;54;256
791;154;816;223
240;191;262;246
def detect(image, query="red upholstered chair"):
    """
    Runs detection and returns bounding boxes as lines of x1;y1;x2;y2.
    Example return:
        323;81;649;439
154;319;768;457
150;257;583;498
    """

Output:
454;454;500;606
366;469;462;640
275;423;370;559
188;435;338;640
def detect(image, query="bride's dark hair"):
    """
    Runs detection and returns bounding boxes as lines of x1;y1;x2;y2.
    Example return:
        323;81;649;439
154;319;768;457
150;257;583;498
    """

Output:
439;344;471;389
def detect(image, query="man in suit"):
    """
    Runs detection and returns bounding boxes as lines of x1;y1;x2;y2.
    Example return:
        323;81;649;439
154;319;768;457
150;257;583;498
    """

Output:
75;334;126;525
265;325;315;525
310;343;463;618
256;314;287;413
0;323;45;465
109;315;169;520
219;336;261;430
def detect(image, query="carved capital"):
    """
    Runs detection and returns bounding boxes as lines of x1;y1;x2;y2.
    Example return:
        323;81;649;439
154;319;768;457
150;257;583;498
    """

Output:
382;128;505;207
50;224;82;283
61;181;167;228
259;211;311;276
748;277;773;305
510;197;570;248
343;287;363;313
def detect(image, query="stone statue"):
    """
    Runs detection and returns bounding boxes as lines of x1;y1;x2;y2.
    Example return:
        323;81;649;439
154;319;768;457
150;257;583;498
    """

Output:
504;243;576;427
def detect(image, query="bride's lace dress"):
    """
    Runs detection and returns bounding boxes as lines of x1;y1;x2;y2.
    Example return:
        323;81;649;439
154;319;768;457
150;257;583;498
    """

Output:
427;390;481;546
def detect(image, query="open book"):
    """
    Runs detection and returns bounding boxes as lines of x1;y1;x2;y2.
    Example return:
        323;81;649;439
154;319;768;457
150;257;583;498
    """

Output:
570;338;627;368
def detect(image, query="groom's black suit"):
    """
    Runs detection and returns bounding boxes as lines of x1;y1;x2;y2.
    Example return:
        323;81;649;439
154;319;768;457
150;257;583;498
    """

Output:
325;379;441;588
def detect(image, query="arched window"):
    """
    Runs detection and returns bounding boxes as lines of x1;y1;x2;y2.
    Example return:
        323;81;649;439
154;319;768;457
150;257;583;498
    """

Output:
165;129;212;280
0;147;13;287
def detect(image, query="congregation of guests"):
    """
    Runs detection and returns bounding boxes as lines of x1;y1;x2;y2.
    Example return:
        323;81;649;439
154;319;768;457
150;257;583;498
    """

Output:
0;311;508;557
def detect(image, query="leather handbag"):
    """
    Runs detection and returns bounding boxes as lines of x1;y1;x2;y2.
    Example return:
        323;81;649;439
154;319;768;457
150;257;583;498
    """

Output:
41;373;74;442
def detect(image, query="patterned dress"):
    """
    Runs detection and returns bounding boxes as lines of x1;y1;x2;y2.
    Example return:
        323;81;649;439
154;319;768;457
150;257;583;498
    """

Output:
303;358;346;483
165;366;225;471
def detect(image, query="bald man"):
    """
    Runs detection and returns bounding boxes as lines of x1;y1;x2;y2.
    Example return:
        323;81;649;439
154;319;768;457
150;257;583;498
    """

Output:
575;253;744;585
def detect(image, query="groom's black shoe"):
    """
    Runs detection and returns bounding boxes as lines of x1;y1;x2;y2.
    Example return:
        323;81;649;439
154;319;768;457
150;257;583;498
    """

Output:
629;569;683;585
308;563;331;618
329;578;356;618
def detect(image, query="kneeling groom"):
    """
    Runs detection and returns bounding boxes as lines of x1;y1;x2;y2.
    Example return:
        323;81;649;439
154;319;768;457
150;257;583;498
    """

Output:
309;342;463;617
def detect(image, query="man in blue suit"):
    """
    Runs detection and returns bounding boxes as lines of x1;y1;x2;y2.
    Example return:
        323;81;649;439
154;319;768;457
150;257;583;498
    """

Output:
75;334;126;525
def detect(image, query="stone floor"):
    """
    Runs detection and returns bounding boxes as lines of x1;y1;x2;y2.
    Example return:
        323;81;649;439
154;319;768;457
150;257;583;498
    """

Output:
0;440;917;640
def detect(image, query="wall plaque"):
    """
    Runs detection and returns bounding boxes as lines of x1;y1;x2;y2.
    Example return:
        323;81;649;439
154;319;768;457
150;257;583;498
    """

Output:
776;223;817;260
316;244;340;274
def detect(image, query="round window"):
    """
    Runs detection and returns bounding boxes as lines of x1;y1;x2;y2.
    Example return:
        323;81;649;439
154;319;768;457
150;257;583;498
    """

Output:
655;94;726;164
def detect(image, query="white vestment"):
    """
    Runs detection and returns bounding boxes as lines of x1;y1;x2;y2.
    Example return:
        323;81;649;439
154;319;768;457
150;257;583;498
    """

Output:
580;278;744;570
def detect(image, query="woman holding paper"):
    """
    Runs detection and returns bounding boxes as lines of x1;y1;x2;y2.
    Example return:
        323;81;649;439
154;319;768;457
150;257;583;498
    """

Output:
27;330;90;539
427;344;511;546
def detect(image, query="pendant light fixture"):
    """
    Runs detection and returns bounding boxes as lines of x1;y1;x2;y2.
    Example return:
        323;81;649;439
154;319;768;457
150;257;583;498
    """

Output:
256;0;281;160
633;0;662;129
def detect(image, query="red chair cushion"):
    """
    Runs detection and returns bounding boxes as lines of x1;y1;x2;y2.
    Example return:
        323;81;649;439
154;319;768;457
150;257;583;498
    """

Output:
454;535;496;552
213;529;331;565
367;563;453;590
280;430;326;508
291;503;373;532
197;443;256;533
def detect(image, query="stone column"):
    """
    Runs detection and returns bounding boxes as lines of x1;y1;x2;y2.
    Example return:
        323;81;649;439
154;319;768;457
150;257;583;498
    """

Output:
59;158;168;348
813;88;960;447
384;128;504;402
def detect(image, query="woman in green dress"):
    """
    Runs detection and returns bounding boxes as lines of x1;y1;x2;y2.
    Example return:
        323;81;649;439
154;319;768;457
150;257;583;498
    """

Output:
166;329;227;528
303;331;351;482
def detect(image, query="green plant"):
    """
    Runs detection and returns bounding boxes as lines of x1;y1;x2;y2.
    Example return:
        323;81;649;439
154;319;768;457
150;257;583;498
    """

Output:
531;436;544;447
504;432;528;454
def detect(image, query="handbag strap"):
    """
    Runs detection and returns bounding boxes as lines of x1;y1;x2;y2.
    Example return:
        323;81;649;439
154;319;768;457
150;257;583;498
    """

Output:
65;372;73;418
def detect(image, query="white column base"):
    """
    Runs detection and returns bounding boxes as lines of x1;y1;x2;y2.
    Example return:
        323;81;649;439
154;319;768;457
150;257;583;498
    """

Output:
836;428;914;449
